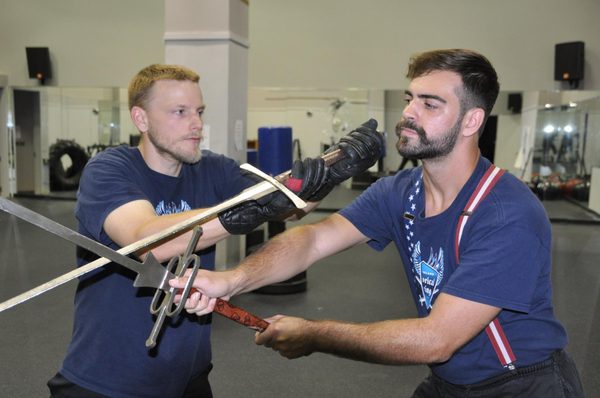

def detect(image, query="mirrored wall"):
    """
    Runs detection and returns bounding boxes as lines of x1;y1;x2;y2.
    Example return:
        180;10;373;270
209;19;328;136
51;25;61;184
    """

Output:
2;84;599;221
530;92;600;219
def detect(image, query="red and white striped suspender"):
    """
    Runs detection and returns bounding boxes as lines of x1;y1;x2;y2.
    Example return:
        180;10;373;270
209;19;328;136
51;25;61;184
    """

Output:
454;164;517;370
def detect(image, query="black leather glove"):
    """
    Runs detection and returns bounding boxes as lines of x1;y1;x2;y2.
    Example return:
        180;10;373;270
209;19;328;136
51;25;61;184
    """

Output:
219;120;383;234
286;157;330;202
218;191;293;235
326;118;384;186
289;120;383;201
218;157;327;235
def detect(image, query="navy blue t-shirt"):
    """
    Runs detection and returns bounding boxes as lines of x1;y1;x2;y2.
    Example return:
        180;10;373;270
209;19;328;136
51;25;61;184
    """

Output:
60;146;254;398
339;157;567;384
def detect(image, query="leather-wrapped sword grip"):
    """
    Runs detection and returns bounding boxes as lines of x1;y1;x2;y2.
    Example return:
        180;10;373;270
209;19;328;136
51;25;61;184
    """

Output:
215;298;269;332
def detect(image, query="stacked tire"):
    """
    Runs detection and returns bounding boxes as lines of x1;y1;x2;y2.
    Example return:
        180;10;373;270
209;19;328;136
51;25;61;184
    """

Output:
48;139;89;191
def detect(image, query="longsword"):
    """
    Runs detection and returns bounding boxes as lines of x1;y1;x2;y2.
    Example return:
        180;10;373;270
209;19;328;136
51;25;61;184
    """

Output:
0;198;268;345
0;150;345;313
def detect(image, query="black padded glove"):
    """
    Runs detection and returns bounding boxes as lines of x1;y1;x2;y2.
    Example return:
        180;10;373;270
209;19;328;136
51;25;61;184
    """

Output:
286;157;330;202
219;120;383;234
288;120;383;201
218;157;327;235
326;118;384;186
218;191;293;235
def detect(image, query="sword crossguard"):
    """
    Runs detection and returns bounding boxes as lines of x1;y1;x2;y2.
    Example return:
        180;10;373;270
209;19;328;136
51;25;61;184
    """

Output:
239;163;307;209
145;226;203;348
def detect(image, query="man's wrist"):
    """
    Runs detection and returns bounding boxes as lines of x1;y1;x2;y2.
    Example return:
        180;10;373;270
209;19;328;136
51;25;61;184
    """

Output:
227;267;252;296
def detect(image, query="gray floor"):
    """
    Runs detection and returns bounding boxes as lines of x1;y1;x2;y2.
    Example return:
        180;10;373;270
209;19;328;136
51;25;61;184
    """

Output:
0;189;599;397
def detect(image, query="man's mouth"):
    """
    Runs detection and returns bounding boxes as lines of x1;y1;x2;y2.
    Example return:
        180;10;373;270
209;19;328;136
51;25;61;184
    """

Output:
399;127;418;137
397;120;426;139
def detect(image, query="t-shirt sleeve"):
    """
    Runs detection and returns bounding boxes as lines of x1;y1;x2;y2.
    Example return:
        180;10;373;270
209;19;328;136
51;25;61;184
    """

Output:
75;155;147;242
339;177;396;251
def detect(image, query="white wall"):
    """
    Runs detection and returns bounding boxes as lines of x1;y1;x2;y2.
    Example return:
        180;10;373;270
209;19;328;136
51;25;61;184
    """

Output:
248;0;600;91
1;0;599;91
248;88;373;158
2;0;600;187
0;0;164;87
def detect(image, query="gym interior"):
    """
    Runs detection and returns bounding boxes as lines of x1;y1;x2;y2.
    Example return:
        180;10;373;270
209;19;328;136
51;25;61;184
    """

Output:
1;1;600;397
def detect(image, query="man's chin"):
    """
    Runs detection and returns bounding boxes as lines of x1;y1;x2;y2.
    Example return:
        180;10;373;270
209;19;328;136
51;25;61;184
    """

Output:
397;141;414;158
178;151;202;164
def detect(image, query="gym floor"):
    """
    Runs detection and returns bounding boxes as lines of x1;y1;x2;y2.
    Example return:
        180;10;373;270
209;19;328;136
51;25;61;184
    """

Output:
1;187;599;397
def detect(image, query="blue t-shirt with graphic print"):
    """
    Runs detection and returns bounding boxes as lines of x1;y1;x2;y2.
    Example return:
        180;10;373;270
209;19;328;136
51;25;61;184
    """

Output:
339;156;567;385
60;146;255;398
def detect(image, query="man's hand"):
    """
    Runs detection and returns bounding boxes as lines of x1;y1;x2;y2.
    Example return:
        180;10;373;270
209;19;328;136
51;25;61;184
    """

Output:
285;157;328;202
255;315;317;359
218;191;293;235
169;269;234;316
292;119;385;202
218;157;328;234
219;118;383;234
327;118;383;185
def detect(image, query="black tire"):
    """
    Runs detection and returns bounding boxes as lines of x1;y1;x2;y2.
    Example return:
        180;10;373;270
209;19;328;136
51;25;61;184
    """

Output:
48;139;89;191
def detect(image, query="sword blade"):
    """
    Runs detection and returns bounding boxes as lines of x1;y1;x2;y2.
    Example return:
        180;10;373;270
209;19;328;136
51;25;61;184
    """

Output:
0;148;347;313
0;177;280;313
0;197;173;290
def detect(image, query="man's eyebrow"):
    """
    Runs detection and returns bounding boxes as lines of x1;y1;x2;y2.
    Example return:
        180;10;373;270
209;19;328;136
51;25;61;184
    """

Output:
404;90;447;104
175;104;206;109
175;104;206;112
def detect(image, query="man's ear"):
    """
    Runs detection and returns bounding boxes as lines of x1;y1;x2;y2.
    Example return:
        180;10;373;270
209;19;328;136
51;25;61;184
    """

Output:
462;107;485;138
131;106;149;133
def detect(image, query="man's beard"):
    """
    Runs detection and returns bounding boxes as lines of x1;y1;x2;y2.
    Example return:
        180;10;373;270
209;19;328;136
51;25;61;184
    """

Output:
146;126;202;164
395;115;464;160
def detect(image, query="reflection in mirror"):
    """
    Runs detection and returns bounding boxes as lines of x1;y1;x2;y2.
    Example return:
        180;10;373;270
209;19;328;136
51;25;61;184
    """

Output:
7;86;135;197
529;91;600;220
5;84;600;222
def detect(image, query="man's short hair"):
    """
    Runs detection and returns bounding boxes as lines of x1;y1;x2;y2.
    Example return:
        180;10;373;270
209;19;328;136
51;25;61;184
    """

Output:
128;64;200;110
406;49;499;121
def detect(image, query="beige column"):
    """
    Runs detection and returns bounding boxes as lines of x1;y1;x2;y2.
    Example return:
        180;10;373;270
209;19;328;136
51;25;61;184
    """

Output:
164;0;249;163
164;0;250;266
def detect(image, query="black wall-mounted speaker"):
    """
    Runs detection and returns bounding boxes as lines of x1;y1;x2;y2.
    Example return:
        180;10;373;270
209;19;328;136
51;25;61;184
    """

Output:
25;47;52;83
554;41;584;82
507;93;522;114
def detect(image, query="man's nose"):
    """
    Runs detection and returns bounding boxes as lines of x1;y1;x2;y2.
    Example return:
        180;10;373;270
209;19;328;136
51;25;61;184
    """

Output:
402;100;417;121
191;113;203;132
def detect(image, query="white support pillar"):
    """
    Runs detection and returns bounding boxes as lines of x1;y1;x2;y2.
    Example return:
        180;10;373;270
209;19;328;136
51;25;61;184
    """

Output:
0;75;16;197
164;0;249;267
164;0;248;163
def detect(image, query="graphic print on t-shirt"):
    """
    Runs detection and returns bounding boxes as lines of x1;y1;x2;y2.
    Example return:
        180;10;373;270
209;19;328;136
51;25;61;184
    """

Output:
155;200;192;215
411;242;444;309
403;173;445;311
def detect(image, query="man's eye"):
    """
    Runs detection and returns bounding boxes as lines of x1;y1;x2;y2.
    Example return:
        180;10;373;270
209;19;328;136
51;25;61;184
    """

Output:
424;102;438;110
175;109;185;115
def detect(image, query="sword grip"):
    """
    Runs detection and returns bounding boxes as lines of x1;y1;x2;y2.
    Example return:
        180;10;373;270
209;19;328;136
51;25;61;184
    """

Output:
214;298;269;332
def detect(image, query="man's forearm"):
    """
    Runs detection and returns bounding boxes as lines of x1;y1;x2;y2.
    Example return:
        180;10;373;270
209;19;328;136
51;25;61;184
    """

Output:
231;225;318;295
304;318;449;365
138;213;229;262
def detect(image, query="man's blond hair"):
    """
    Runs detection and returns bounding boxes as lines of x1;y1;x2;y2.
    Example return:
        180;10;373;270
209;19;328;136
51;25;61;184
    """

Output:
128;64;200;110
